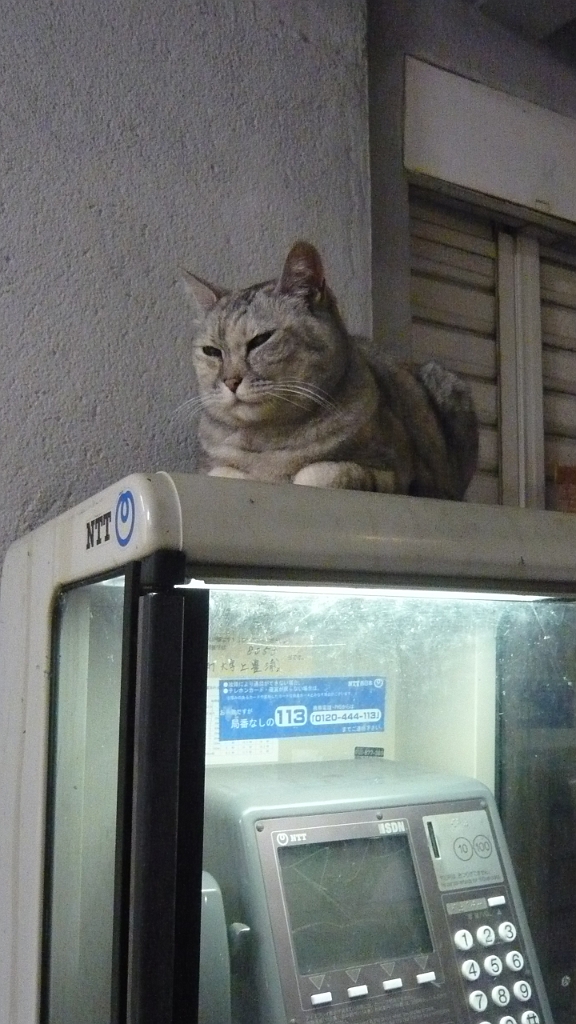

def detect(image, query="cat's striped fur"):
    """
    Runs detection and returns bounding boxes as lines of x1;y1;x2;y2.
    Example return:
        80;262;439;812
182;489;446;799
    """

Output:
182;242;478;498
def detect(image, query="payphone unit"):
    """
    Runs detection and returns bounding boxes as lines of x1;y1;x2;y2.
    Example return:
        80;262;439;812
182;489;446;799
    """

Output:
202;759;551;1024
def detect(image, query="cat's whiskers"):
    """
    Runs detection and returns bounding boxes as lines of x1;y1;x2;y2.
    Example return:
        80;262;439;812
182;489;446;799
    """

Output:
250;383;310;412
276;385;334;413
280;378;339;411
273;387;328;410
173;393;220;419
266;381;339;413
266;392;310;412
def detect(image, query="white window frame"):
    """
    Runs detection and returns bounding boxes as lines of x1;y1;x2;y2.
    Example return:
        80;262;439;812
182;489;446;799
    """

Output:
498;234;545;508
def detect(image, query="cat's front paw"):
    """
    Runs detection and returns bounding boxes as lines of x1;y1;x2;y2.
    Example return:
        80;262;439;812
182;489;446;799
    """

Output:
293;463;343;487
293;461;395;491
207;466;249;479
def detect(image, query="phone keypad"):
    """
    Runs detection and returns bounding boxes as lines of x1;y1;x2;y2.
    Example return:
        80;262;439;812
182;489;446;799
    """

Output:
451;899;539;1024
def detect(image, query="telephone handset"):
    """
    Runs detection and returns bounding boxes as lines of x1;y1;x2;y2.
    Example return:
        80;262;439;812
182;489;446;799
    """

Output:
199;873;231;1024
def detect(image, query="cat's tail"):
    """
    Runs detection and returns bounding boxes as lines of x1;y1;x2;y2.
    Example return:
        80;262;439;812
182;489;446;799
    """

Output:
415;360;479;500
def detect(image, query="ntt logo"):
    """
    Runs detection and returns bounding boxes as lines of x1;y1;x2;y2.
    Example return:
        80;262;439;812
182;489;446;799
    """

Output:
115;490;136;547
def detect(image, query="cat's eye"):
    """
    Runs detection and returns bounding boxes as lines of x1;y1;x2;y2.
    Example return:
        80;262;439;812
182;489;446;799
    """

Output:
202;345;222;358
246;330;274;355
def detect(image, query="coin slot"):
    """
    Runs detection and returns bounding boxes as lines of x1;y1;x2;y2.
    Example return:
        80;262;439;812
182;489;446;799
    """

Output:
427;821;441;859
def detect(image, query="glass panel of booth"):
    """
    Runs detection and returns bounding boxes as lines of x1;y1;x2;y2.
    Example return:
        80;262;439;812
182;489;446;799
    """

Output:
43;574;126;1024
203;584;523;786
42;572;576;1024
201;581;576;1023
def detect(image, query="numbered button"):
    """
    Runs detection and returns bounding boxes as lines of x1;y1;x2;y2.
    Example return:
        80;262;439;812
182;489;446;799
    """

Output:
491;985;511;1007
506;951;524;972
499;1017;517;1024
484;954;503;976
455;929;474;950
520;1012;539;1024
477;925;496;947
513;981;532;1002
498;921;517;942
462;959;481;981
469;990;488;1012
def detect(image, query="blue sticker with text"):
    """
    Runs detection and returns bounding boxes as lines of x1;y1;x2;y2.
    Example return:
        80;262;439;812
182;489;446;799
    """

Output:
218;676;386;740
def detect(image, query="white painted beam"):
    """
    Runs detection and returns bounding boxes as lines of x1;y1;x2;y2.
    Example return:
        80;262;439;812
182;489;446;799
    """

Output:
405;57;576;224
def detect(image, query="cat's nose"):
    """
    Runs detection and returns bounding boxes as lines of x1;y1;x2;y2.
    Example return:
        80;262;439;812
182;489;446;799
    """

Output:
224;377;242;393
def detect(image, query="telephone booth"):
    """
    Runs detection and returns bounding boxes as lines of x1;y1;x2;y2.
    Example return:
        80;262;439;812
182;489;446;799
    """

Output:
3;471;575;1024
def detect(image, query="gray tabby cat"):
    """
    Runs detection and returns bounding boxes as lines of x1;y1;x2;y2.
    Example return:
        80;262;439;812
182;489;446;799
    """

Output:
182;241;478;498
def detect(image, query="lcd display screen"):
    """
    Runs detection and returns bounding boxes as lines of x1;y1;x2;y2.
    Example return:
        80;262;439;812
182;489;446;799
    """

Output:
278;834;432;975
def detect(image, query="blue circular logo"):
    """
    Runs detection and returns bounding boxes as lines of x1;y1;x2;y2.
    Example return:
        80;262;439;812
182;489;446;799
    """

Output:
115;490;135;547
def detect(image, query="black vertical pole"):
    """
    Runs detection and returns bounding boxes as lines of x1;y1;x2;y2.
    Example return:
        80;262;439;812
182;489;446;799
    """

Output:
174;589;209;1022
112;561;141;1024
127;573;209;1024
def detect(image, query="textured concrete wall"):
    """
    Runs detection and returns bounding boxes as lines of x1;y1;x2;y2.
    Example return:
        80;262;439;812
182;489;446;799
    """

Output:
0;0;370;563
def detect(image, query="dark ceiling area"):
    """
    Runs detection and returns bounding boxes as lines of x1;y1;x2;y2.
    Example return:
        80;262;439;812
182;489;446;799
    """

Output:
469;0;576;64
547;18;576;62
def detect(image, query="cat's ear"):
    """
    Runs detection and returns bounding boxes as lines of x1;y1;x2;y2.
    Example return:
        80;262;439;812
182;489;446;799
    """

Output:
276;241;326;303
181;270;225;315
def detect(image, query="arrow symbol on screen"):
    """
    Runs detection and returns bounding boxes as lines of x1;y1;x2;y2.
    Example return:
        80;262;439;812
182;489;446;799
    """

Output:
346;968;361;983
309;976;326;990
414;955;429;970
380;962;396;976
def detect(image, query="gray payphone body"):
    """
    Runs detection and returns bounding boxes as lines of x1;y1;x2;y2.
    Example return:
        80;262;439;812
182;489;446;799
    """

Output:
202;759;551;1024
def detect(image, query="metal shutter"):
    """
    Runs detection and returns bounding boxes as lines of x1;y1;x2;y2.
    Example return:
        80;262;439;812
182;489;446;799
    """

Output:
540;250;576;508
410;197;498;504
